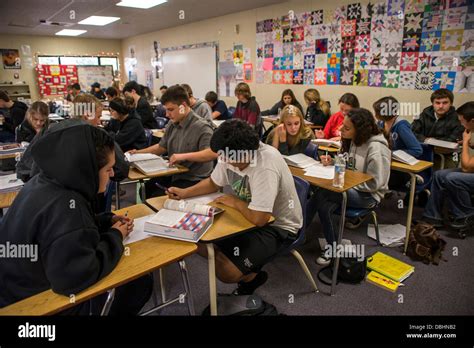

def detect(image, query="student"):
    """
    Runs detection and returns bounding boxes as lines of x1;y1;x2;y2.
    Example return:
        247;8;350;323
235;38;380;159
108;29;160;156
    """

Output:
411;88;463;144
303;88;330;127
315;93;359;140
261;89;304;116
128;85;215;197
71;83;82;98
16;101;50;143
0;124;152;314
421;102;474;230
373;96;423;191
140;84;155;104
108;97;148;153
181;84;213;123
266;105;315;155
105;86;119;101
167;119;303;295
159;85;168;96
90;82;106;100
123;81;158;129
315;108;391;265
234;82;262;132
205;91;230;120
0;90;28;142
65;85;74;102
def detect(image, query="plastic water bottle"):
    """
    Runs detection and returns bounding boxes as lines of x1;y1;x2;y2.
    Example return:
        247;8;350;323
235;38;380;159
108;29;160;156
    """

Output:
333;154;346;188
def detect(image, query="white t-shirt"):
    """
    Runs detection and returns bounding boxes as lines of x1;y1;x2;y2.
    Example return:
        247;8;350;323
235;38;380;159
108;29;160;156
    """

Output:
211;143;303;234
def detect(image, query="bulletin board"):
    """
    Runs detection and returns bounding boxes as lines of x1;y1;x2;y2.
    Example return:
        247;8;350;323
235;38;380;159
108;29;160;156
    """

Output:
77;65;114;92
36;64;78;97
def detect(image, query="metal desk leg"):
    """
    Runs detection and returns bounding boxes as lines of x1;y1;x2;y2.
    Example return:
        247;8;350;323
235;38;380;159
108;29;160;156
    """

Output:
179;260;196;316
100;289;116;316
331;192;347;296
159;268;167;303
207;244;218;316
404;174;417;254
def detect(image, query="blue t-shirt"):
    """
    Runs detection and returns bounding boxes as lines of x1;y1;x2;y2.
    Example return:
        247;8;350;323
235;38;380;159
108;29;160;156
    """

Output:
212;100;230;120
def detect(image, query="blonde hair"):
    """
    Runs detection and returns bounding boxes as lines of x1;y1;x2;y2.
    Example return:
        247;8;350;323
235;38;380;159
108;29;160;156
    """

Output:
304;89;330;116
235;82;251;99
71;93;102;120
271;105;313;148
27;101;49;127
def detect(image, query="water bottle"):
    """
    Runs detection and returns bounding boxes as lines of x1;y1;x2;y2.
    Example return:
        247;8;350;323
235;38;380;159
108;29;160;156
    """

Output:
333;154;346;188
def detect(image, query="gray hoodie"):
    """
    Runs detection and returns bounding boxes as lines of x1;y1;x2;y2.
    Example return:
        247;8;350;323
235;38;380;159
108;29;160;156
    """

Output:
192;98;214;126
347;133;391;202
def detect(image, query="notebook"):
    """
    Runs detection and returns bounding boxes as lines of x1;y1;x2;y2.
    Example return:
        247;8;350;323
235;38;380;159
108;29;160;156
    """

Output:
366;271;401;292
0;174;24;193
424;138;459;150
311;139;342;149
125;153;175;175
144;199;222;242
367;251;414;282
0;143;25;155
283;153;319;169
392;150;419;166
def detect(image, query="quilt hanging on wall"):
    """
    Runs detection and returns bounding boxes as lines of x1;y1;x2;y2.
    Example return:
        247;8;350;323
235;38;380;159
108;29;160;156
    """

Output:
255;0;474;92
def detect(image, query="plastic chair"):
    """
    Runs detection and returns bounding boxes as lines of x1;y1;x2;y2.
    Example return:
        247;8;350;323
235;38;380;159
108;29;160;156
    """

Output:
304;142;319;160
267;176;319;293
334;204;381;245
228;106;236;118
144;129;153;147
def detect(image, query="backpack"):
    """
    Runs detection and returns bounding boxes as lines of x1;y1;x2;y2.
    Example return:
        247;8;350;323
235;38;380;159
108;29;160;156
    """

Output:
317;257;367;285
407;222;447;265
201;294;279;316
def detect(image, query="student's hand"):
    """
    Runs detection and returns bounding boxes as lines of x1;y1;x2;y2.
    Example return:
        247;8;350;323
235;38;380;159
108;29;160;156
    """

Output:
315;130;325;139
329;136;341;141
112;214;132;225
127;149;138;155
214;194;240;209
167;187;187;200
276;124;287;142
169;153;185;166
462;130;471;145
320;155;333;166
112;220;134;239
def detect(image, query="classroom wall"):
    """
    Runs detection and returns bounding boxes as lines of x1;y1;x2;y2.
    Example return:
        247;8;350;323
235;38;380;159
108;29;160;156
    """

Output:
0;35;122;101
122;0;473;120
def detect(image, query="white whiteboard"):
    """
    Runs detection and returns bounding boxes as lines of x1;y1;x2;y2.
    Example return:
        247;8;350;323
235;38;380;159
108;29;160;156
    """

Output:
162;46;217;99
77;65;114;92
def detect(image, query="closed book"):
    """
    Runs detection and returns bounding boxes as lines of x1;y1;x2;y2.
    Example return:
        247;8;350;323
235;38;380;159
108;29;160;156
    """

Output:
367;251;414;282
366;271;401;292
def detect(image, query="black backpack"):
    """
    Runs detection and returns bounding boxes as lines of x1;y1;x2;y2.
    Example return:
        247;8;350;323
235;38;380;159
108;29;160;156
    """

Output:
202;294;279;316
317;257;367;285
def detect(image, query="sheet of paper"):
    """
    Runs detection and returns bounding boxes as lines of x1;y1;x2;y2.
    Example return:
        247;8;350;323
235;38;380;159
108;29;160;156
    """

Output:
147;209;187;227
367;224;406;247
123;215;155;245
125;153;160;162
304;164;335;179
184;192;225;205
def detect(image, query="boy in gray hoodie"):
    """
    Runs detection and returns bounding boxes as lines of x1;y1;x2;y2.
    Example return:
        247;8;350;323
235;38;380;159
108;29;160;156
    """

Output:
314;108;391;265
181;84;214;125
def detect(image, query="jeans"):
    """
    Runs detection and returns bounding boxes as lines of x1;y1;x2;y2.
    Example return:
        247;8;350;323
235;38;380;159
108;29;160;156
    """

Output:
313;188;378;244
423;168;474;221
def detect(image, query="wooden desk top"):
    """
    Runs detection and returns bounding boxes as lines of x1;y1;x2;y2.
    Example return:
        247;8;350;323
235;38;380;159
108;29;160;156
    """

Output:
0;204;197;316
0;190;19;209
152;129;165;138
0;152;22;160
128;164;189;181
390;160;433;174
146;196;272;242
318;145;339;153
289;166;373;193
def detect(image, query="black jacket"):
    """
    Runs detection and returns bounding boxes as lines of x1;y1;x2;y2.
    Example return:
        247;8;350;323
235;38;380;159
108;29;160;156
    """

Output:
261;100;304;116
16;118;49;143
0;124;124;307
16;119;129;183
305;103;329;128
109;112;148;153
3;101;28;134
92;90;106;100
136;97;158;129
411;106;464;143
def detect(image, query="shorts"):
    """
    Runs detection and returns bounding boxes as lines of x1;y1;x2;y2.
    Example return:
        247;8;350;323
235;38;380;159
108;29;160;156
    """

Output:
215;225;297;275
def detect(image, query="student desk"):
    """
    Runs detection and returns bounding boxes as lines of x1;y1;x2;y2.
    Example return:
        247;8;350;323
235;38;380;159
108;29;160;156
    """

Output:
288;166;373;296
146;196;274;316
433;146;461;170
152;129;165;138
0;204;197;316
390;160;434;253
0;190;19;209
0;153;20;160
318;145;339;154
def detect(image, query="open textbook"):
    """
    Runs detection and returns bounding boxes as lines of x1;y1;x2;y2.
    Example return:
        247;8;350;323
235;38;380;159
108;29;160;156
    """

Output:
283;153;319;169
125;152;175;175
392;150;419;166
424;138;459;150
144;198;224;242
0;174;24;193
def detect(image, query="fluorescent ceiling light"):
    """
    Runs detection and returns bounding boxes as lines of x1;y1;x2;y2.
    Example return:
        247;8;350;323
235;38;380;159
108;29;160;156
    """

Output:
116;0;167;9
78;16;120;26
55;29;87;36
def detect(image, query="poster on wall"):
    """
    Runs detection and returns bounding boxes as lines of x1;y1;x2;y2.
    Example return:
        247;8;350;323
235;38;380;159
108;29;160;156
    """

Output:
244;48;251;63
224;49;233;61
36;64;78;97
233;44;244;65
243;63;253;82
146;70;154;90
1;49;21;69
218;61;241;97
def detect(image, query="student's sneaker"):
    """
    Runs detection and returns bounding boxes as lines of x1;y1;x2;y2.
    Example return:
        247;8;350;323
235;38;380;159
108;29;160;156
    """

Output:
415;174;425;185
345;216;365;230
447;215;474;230
316;252;331;266
231;271;268;296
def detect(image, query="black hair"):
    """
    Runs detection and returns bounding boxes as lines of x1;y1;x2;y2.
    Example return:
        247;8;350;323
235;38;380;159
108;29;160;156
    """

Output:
210;119;260;153
457;102;474;122
341;108;382;152
373;96;399;120
109;97;132;116
205;91;218;104
0;90;10;102
91;128;115;169
431;88;454;104
105;87;118;98
71;83;81;91
160;85;168;90
339;93;360;108
123;81;141;95
161;85;190;106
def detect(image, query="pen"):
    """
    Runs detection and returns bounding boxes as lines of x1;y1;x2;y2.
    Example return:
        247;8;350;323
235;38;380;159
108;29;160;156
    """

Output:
155;182;169;192
125;210;128;218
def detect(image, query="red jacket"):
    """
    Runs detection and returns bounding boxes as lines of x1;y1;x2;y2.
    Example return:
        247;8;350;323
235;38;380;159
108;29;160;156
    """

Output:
323;111;344;139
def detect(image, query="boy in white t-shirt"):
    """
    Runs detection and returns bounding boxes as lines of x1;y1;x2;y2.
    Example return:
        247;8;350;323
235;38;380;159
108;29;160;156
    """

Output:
168;119;303;295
